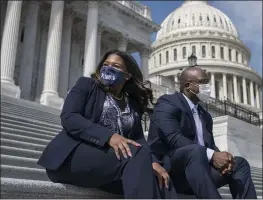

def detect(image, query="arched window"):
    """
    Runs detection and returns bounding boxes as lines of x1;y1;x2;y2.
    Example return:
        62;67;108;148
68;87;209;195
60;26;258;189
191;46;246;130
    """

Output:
154;56;156;67
159;53;162;65
166;51;169;63
172;20;174;25
20;27;25;43
211;46;215;58
220;47;224;59
192;46;196;56
214;16;216;23
182;47;186;59
207;16;210;22
174;48;177;61
202;45;206;58
178;18;181;24
229;49;232;61
242;54;244;64
236;51;238;62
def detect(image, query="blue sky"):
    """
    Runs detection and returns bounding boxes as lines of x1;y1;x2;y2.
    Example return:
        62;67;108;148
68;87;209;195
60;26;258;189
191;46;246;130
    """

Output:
132;1;262;77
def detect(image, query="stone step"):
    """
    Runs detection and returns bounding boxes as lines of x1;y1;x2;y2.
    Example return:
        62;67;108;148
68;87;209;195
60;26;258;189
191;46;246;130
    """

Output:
1;132;50;146
1;146;42;159
1;127;55;140
0;178;121;199
0;112;62;129
1;138;46;152
0;165;49;181
1;106;61;125
219;184;262;195
1;122;58;137
1;154;42;169
1;117;61;133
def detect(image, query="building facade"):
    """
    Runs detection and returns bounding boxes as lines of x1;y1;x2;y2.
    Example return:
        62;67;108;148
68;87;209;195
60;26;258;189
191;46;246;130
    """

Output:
0;0;159;108
149;0;262;112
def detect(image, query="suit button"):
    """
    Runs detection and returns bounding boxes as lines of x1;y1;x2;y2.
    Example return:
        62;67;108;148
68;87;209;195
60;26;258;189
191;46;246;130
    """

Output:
95;140;99;144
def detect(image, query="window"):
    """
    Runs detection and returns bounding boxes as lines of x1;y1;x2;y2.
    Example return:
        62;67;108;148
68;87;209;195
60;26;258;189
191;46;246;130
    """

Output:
242;54;244;64
192;46;196;56
220;47;224;59
81;58;84;66
236;51;238;62
182;47;186;59
154;56;156;67
229;49;232;61
172;20;174;25
159;53;162;65
20;28;25;43
207;16;210;22
178;18;181;24
211;46;215;58
214;16;216;23
202;45;206;58
166;51;169;63
199;15;202;21
174;48;177;61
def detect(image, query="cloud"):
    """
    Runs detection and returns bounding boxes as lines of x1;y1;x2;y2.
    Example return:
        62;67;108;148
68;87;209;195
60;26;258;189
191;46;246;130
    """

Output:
212;1;262;75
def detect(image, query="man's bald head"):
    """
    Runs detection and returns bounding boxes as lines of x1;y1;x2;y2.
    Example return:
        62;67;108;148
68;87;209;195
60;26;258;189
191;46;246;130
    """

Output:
179;67;208;92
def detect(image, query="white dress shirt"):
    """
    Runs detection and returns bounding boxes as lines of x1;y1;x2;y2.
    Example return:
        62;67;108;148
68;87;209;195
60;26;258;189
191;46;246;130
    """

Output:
183;94;214;162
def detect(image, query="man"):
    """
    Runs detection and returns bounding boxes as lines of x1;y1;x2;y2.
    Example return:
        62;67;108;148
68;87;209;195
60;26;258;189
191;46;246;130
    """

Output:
147;67;257;199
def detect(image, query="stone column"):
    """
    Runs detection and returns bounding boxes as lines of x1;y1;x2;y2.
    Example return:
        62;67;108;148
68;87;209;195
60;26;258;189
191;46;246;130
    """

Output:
140;47;150;80
249;81;255;107
18;2;40;100
1;1;22;98
97;24;105;62
215;44;220;59
222;73;227;100
117;33;129;52
210;72;215;98
242;77;247;104
233;75;239;103
0;1;7;40
40;1;64;108
83;1;100;77
58;7;75;99
224;46;229;61
231;48;236;62
255;84;260;108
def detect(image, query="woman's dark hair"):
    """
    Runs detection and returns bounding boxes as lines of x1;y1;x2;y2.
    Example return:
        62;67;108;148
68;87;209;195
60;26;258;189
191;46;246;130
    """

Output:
91;49;154;115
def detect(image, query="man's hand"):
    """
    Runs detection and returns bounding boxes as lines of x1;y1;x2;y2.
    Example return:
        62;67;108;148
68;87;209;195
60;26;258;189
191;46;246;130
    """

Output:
108;133;141;160
212;151;234;175
152;162;169;189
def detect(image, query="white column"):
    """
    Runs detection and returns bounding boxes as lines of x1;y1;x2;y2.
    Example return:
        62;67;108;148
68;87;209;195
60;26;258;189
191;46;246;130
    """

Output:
222;73;227;100
40;1;64;108
250;81;255;107
211;72;215;98
242;77;247;104
18;2;40;100
140;47;150;80
0;1;7;40
97;24;105;62
83;1;100;77
58;7;75;99
118;34;129;52
1;1;22;98
215;44;220;59
231;48;236;62
255;84;260;108
233;75;239;103
224;46;229;61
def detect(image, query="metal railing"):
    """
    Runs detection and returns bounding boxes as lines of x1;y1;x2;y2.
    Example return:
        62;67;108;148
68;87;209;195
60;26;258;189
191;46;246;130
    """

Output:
142;87;261;130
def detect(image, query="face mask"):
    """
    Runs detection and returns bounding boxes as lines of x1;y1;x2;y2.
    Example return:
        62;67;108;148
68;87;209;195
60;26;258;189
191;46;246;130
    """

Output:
190;83;211;102
100;65;126;87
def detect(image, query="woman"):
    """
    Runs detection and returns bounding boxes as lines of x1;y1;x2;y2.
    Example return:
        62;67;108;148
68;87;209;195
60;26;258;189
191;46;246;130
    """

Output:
37;50;177;198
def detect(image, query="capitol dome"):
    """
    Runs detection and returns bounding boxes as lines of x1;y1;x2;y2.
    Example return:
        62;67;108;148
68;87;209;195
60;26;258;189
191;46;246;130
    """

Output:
149;0;262;112
156;0;238;40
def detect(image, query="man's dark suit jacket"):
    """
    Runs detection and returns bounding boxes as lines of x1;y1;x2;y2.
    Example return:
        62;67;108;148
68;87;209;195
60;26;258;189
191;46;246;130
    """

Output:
147;92;220;170
38;77;158;171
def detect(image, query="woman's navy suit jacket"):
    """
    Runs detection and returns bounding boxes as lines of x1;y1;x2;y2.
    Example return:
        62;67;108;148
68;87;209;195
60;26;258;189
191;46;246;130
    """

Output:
37;77;158;170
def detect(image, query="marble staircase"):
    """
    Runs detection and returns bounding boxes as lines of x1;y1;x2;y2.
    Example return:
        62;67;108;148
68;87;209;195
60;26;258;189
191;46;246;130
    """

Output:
1;95;262;198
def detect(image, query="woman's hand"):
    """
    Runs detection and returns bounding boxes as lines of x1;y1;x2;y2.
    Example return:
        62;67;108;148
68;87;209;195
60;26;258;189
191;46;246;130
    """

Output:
108;133;141;160
152;162;169;189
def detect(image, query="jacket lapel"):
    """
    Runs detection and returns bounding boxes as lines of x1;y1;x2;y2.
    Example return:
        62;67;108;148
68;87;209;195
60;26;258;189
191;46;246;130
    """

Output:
177;93;197;135
197;106;209;147
94;86;106;123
